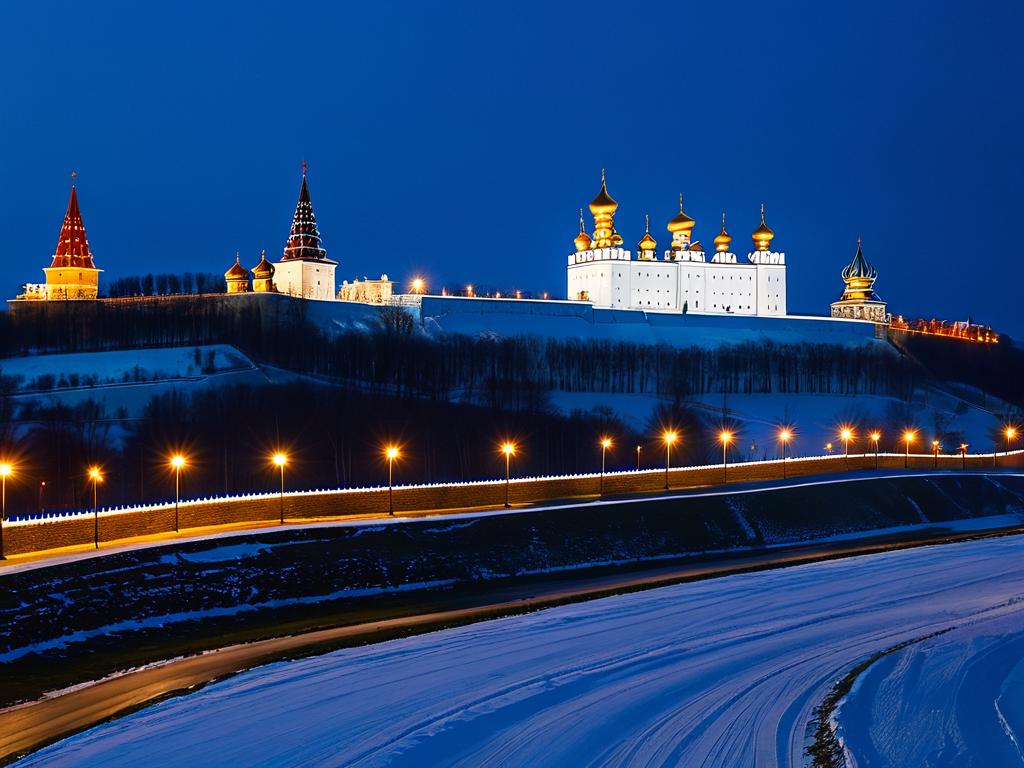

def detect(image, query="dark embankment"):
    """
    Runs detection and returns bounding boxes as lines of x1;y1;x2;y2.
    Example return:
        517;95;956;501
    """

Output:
2;473;1023;708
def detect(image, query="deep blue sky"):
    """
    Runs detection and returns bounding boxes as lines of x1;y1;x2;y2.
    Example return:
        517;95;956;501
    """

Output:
2;1;1022;335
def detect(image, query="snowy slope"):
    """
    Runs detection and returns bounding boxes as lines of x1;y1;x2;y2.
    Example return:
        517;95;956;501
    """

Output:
20;535;1024;768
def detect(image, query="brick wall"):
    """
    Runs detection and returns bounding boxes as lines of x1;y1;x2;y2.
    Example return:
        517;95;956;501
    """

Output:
5;451;1022;558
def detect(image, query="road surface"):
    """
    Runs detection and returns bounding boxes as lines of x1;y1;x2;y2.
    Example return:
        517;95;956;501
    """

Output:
12;533;1024;767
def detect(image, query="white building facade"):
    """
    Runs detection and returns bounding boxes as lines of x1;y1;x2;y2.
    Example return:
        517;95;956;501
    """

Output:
566;177;787;317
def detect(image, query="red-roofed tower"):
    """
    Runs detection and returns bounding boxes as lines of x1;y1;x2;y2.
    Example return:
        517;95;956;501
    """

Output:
273;162;337;300
40;174;102;299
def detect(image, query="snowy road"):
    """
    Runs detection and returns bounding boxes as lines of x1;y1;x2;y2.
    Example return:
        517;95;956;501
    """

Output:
18;535;1024;768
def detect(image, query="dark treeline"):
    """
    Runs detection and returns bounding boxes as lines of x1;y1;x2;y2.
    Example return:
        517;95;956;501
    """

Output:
105;273;226;298
3;382;715;516
0;299;918;404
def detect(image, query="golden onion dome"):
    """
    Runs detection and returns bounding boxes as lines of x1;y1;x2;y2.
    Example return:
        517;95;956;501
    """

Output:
752;202;775;250
667;193;695;233
573;209;592;252
714;212;732;253
588;169;618;215
611;229;623;247
638;214;657;251
252;249;275;278
225;253;249;280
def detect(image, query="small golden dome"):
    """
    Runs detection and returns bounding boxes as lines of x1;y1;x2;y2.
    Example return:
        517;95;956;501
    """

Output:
667;193;695;233
225;253;249;280
638;214;657;251
574;209;592;252
252;249;275;278
588;168;618;215
752;203;775;250
714;212;732;253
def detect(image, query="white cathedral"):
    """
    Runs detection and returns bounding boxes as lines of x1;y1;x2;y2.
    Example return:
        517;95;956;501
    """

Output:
567;172;787;317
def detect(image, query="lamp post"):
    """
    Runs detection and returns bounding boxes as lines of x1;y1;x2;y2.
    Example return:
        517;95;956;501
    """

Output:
903;431;915;469
501;442;516;508
932;440;940;469
170;455;186;532
961;443;968;471
273;453;287;524
720;431;733;483
662;431;677;490
411;277;425;295
870;432;881;470
89;467;103;549
778;429;792;480
599;437;612;496
0;463;11;560
385;446;399;515
840;428;853;469
1006;427;1018;464
636;445;641;471
38;480;46;514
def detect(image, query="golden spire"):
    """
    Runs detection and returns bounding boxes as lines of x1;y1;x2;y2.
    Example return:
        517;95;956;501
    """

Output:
588;169;620;248
714;211;732;253
638;213;657;252
752;202;775;251
574;208;592;252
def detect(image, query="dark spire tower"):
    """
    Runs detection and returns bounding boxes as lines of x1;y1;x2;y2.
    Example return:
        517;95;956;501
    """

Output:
282;162;329;262
272;162;337;300
40;173;102;299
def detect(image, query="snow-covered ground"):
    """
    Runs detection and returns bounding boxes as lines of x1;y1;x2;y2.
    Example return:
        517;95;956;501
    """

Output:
19;535;1024;767
2;345;266;417
836;609;1024;766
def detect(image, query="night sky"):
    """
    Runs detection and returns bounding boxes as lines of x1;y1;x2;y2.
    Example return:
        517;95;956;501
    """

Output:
2;1;1022;336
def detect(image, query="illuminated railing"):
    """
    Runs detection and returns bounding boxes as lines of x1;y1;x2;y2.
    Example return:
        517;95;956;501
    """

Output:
890;315;998;344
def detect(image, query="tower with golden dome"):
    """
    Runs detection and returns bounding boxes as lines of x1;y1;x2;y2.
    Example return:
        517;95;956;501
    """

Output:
252;250;276;293
567;172;787;316
830;239;887;322
224;253;251;293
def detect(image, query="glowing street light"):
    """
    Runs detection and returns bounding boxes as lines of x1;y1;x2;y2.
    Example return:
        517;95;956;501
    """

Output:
501;441;516;508
825;442;833;455
89;466;103;549
385;445;400;515
662;431;678;490
778;428;792;480
870;432;881;470
636;444;642;471
466;284;474;297
932;440;940;469
1006;426;1018;463
170;454;186;532
272;452;288;524
840;427;854;468
902;431;915;469
960;443;968;471
599;437;613;496
410;277;425;295
720;431;733;483
0;462;11;560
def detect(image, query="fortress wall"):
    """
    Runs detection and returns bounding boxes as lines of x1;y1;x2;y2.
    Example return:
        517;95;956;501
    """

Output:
6;452;1022;558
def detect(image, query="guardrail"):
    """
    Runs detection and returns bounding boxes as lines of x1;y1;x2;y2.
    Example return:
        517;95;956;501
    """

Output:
3;450;1023;558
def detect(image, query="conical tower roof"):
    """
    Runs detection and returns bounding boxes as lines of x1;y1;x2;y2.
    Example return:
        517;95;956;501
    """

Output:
842;239;877;281
51;180;96;269
282;163;329;262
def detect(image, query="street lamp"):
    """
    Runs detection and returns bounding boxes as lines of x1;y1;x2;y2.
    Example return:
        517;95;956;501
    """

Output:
599;437;613;496
825;442;833;455
272;452;287;524
903;431;915;469
778;428;792;480
840;427;854;468
662;431;677;490
410;277;425;295
0;463;11;560
636;444;641;471
870;432;881;470
501;441;516;508
89;467;103;549
170;454;186;532
385;446;399;515
720;431;733;483
961;443;968;471
932;440;940;469
1006;426;1018;460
